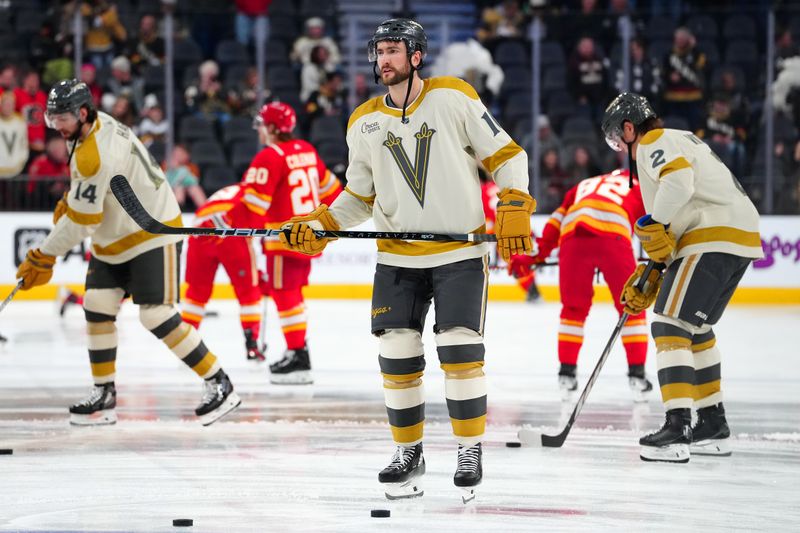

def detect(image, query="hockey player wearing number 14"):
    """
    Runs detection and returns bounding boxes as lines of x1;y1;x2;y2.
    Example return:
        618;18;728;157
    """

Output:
15;79;241;426
601;92;763;463
280;18;536;503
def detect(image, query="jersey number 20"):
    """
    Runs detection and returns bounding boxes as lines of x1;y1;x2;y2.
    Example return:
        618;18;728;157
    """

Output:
289;167;320;215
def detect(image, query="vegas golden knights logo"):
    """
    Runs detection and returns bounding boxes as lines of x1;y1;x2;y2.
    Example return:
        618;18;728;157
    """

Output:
383;122;436;207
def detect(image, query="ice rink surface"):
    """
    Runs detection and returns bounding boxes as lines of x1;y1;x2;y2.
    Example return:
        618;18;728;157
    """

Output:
1;297;798;532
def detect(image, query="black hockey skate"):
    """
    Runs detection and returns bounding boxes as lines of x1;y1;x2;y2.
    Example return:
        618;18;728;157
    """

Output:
244;329;265;362
454;443;482;503
691;403;732;456
526;281;541;302
628;364;654;403
195;370;241;426
640;408;692;463
69;383;117;426
558;363;578;401
269;344;313;384
379;443;425;500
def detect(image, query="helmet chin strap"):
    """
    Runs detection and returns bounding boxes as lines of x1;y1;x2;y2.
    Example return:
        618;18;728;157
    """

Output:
400;64;416;125
66;116;86;167
625;140;636;189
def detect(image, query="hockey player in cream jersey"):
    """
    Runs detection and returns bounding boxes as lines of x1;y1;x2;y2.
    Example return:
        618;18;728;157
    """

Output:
15;79;240;426
601;92;762;463
280;19;536;501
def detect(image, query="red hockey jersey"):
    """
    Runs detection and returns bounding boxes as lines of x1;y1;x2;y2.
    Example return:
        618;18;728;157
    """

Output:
538;169;645;258
480;180;500;233
229;138;342;257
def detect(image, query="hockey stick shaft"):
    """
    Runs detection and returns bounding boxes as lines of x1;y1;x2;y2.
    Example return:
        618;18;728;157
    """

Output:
540;260;658;447
110;175;496;243
0;279;24;316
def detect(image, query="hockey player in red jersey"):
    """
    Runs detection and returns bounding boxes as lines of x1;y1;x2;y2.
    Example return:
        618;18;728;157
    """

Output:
181;184;266;362
479;169;540;301
239;101;342;384
509;168;653;401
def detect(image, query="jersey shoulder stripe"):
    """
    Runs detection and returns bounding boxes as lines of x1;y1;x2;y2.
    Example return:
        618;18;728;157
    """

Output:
640;128;664;145
347;95;384;131
74;119;102;177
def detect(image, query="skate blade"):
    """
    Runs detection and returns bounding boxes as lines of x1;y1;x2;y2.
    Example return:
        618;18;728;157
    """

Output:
270;371;313;385
70;410;117;426
383;478;424;500
640;443;690;463
200;392;242;426
690;438;732;456
630;388;651;403
460;486;477;504
560;389;577;402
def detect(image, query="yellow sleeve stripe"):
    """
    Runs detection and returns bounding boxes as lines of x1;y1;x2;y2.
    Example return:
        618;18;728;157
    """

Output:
66;206;103;225
481;140;523;174
345;186;375;206
639;128;664;145
659;156;692;179
677;226;762;250
545;218;561;231
319;169;332;186
92;214;182;256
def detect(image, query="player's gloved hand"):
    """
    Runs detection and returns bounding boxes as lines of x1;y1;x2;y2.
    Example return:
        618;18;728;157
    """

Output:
507;254;542;278
634;214;676;263
495;188;536;262
279;204;340;255
620;263;663;315
53;191;68;224
16;248;56;290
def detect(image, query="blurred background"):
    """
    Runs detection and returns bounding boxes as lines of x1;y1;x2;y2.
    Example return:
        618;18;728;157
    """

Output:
0;0;798;218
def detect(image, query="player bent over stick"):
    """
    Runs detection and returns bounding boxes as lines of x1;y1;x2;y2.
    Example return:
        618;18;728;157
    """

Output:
279;18;536;503
16;79;240;426
601;93;762;462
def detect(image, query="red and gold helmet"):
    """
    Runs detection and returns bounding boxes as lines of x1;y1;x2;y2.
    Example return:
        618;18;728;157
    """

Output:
254;101;297;133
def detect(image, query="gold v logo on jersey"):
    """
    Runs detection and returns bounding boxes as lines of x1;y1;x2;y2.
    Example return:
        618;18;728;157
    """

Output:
383;123;436;208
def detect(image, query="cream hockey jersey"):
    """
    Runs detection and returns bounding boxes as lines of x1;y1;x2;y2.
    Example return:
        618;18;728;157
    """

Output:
635;128;762;261
40;111;182;264
331;76;530;268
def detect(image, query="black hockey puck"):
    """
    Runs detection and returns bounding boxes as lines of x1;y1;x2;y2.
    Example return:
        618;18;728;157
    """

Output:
172;518;193;527
370;509;391;518
505;441;522;448
0;449;12;455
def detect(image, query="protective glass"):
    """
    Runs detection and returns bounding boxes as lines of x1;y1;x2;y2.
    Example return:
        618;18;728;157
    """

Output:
45;110;78;130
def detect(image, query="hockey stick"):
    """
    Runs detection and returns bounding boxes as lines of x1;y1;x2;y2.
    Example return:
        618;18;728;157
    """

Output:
519;260;659;448
0;279;24;316
110;175;497;243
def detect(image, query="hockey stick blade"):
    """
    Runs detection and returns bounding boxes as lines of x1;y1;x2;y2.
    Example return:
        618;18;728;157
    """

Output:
110;174;497;242
538;261;659;448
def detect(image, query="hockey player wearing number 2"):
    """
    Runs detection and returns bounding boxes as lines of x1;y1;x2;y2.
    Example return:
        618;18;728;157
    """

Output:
15;79;241;427
280;19;536;502
601;93;762;463
509;168;653;403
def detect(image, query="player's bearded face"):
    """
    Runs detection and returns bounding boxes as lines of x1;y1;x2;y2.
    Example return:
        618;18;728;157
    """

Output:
46;112;80;140
377;41;412;86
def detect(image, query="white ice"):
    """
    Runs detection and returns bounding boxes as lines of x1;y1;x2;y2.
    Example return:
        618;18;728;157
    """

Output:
1;297;799;532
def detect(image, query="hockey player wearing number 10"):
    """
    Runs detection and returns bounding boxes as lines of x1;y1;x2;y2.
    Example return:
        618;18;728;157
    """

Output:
602;92;763;463
508;168;653;402
279;18;536;502
15;79;241;426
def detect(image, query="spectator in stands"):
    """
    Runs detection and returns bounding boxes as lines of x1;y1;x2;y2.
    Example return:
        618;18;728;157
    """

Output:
431;35;505;105
521;115;562;166
305;70;346;125
13;70;47;164
716;68;751;136
560;0;604;51
477;0;528;45
599;0;643;53
291;17;341;68
184;60;232;123
234;0;271;47
540;147;570;212
352;72;374;108
300;45;331;102
228;66;267;117
0;92;28;179
110;94;136;128
42;41;75;88
26;136;70;200
136;94;168;147
661;26;706;132
613;38;660;105
0;64;18;94
81;0;128;69
164;144;207;210
105;55;145;113
567;36;610;121
128;13;165;73
697;93;747;177
566;145;599;184
80;63;103;106
775;28;800;77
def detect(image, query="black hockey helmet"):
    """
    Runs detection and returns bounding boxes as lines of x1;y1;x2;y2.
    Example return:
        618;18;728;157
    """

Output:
367;18;427;65
601;92;657;152
45;79;95;127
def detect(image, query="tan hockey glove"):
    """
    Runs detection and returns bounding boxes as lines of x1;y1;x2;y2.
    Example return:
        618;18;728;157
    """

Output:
620;263;663;315
53;191;68;224
16;249;56;290
634;215;676;263
279;204;340;255
495;188;536;262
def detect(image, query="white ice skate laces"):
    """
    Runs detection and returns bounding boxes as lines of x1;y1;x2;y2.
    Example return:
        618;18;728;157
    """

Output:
457;445;481;473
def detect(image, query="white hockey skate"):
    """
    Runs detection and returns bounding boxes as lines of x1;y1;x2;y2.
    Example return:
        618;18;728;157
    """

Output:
628;375;654;403
559;375;578;402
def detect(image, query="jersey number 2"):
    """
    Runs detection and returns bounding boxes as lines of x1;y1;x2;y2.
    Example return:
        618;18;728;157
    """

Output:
289;167;320;215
